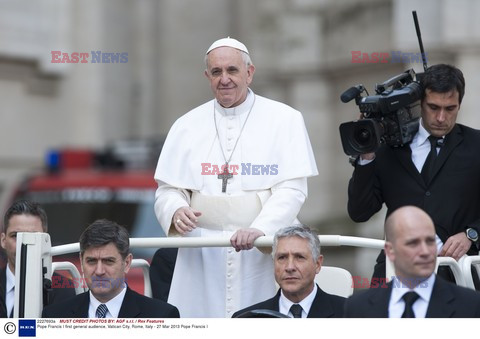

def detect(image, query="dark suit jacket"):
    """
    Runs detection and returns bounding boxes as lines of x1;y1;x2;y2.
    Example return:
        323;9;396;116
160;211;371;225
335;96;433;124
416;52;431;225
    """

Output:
349;123;480;246
41;287;180;318
344;276;480;318
0;268;76;318
232;285;345;318
149;248;177;302
348;124;480;277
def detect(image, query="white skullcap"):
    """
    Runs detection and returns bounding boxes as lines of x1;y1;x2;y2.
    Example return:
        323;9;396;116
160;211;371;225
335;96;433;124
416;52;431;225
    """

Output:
206;37;249;55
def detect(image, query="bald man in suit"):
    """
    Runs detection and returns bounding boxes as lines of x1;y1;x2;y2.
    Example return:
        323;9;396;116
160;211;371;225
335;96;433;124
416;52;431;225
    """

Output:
344;206;480;318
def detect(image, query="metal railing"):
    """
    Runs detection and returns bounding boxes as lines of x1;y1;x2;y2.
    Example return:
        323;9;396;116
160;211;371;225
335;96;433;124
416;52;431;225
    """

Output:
50;235;479;291
51;235;386;256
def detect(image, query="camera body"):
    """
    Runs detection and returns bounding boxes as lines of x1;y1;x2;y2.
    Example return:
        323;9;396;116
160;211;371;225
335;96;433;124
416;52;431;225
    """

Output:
339;69;422;156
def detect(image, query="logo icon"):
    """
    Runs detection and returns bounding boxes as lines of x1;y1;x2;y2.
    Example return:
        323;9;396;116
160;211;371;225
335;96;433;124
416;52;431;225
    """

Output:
18;319;36;337
4;322;16;334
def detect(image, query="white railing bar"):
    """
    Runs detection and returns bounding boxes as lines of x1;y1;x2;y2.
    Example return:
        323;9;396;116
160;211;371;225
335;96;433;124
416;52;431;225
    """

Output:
51;235;385;256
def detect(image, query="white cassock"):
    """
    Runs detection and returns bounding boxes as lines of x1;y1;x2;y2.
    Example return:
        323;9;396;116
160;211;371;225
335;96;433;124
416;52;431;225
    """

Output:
154;89;318;317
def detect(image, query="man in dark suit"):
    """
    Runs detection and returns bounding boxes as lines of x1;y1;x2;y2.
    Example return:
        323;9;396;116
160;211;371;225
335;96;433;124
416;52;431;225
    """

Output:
232;225;345;318
42;219;179;318
348;64;480;281
0;200;75;318
344;206;480;318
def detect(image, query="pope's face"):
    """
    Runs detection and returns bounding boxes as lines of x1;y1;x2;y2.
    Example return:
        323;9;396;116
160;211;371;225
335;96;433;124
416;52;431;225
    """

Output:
205;47;255;108
0;214;44;273
81;242;132;303
421;89;460;137
274;237;322;303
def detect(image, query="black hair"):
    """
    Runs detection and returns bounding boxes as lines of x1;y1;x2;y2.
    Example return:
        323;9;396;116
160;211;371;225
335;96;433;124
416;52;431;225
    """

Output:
79;219;130;259
3;199;48;233
421;64;465;104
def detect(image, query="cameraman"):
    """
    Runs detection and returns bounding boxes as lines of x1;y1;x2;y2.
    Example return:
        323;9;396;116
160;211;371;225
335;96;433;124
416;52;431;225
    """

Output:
347;64;480;287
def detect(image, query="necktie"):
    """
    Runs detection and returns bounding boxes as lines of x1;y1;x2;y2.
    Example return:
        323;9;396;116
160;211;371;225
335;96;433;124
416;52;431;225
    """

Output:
289;304;303;318
421;135;442;183
401;291;419;318
96;304;108;318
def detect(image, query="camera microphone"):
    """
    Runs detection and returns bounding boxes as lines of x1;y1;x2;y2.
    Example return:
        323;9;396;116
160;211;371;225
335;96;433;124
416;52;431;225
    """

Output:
340;85;364;103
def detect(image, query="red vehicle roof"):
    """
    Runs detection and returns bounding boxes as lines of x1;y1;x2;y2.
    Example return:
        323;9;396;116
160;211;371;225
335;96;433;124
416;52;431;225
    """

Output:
27;169;157;190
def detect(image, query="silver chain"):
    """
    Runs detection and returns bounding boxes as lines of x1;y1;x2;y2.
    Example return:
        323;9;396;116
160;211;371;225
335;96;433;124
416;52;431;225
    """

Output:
213;94;256;165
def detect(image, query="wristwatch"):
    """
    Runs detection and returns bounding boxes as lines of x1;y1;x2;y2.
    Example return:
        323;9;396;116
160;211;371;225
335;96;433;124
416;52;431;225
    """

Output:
466;228;480;251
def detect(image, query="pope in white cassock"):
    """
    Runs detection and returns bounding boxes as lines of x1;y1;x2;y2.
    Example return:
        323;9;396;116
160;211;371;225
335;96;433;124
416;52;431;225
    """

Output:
154;37;318;317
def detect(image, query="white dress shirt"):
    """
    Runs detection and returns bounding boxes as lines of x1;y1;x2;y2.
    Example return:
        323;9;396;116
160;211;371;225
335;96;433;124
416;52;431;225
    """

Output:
388;274;435;318
5;265;15;318
88;287;127;318
279;283;317;318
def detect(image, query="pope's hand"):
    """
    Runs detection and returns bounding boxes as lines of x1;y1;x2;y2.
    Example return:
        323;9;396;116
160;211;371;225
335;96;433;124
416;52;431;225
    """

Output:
230;228;265;252
172;207;202;235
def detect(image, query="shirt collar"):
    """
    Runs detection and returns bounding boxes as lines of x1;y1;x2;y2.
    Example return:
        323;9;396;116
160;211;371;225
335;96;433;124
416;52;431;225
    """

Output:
279;283;317;317
89;287;127;318
6;265;15;293
214;88;254;117
390;274;435;305
412;118;431;148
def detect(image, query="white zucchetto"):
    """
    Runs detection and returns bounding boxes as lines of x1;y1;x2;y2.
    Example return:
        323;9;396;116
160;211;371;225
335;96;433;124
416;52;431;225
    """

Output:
206;37;249;55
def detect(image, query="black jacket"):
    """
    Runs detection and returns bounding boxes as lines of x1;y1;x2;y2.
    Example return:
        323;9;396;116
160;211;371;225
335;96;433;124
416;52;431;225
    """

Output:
41;287;180;318
232;285;345;318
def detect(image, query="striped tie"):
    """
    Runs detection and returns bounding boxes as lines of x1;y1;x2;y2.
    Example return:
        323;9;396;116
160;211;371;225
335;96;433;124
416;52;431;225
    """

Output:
95;304;108;318
289;304;303;318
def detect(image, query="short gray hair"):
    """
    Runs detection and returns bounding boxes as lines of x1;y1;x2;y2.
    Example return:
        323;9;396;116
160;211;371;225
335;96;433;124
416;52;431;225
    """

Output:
272;225;321;261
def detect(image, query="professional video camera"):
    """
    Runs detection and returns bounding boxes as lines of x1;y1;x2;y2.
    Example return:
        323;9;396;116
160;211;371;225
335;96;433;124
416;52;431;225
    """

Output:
339;69;422;156
339;11;427;157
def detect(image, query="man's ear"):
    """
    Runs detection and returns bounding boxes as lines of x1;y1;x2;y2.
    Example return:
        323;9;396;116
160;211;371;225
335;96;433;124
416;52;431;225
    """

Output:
79;253;85;274
124;253;133;274
1;232;6;250
246;64;255;85
315;254;324;274
384;241;395;262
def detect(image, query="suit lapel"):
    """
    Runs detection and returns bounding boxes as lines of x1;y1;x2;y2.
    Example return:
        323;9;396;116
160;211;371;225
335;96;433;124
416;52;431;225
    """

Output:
393;145;425;187
425;278;455;318
0;269;7;318
307;285;336;318
429;124;463;184
71;293;90;318
118;288;141;317
367;283;391;317
268;290;281;312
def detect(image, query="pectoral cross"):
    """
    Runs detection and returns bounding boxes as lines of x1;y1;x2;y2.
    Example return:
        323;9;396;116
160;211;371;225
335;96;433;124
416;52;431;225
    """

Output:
218;162;233;193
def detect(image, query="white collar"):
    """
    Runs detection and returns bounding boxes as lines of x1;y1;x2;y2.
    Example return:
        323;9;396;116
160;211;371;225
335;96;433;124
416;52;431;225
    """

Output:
412;119;432;147
413;119;445;147
279;283;317;317
390;274;435;305
214;88;254;117
89;287;127;318
6;265;15;293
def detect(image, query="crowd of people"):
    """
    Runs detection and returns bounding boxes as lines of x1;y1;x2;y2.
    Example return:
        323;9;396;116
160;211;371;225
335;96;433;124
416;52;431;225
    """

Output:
1;37;480;318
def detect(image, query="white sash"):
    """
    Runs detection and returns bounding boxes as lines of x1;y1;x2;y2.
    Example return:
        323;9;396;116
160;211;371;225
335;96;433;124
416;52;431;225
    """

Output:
190;192;263;231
